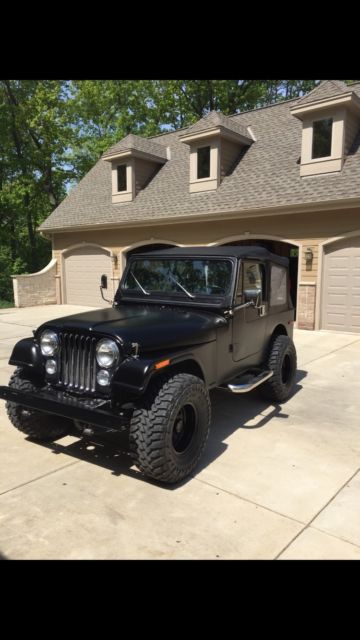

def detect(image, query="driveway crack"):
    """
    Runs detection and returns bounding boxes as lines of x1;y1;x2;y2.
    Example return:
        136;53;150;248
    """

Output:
275;466;360;559
0;460;80;497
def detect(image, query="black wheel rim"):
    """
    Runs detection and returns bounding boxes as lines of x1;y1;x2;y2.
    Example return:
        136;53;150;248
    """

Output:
281;354;292;384
172;404;197;453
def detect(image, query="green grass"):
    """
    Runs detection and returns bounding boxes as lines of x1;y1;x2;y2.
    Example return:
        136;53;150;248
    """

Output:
0;300;14;309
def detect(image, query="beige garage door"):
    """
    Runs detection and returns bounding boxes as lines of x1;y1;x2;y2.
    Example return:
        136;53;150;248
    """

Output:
63;245;113;307
323;236;360;332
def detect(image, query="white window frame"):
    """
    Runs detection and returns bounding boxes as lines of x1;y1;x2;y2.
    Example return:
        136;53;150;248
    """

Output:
300;108;346;176
111;160;134;203
189;138;220;192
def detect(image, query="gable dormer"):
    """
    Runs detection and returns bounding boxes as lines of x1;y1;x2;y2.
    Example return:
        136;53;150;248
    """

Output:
179;111;253;193
291;80;360;177
102;134;168;203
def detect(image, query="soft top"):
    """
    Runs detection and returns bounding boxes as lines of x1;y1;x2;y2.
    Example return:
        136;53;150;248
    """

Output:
129;245;289;267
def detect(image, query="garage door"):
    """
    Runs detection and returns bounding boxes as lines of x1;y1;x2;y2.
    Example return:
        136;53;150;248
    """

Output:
63;245;112;307
322;237;360;332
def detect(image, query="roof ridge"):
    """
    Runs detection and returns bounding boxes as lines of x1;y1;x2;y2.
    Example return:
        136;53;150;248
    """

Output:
295;80;326;102
128;83;355;145
331;79;350;92
148;98;305;141
295;80;351;106
102;131;168;159
227;96;300;119
179;108;252;141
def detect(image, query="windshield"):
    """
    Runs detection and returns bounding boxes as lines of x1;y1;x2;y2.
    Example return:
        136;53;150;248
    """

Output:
122;258;233;299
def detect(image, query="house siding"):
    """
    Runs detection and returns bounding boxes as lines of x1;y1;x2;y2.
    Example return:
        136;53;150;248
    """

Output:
220;140;242;181
345;111;360;154
52;206;360;330
134;158;159;195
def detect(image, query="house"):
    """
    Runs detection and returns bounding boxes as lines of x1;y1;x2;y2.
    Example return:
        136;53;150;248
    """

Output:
13;80;360;332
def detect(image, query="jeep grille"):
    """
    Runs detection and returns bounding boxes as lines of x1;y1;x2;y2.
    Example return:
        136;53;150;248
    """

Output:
58;333;97;393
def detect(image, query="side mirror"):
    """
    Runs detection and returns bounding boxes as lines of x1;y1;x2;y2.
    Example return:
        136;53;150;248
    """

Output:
99;274;114;306
243;288;262;306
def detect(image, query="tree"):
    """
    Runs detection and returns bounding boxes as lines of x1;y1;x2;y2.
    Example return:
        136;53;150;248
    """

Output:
0;80;72;299
1;79;354;303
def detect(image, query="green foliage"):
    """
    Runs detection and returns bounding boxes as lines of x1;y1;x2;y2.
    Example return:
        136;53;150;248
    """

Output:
66;80;323;178
0;79;354;302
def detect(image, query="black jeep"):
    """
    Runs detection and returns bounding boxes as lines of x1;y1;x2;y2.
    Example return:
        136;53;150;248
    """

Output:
0;246;297;484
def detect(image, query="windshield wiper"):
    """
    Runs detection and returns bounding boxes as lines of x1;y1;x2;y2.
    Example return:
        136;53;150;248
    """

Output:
130;270;150;296
168;273;195;299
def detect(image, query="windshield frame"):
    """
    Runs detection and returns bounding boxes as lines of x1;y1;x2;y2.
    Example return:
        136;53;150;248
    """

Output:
116;255;237;309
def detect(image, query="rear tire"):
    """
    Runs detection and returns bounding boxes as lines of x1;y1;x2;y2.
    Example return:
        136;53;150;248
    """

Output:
129;373;211;484
260;335;297;403
6;368;70;441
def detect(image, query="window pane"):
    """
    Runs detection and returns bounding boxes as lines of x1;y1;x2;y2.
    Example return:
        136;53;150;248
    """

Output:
243;262;264;299
117;165;127;192
197;146;210;179
122;258;233;297
312;118;332;159
270;265;287;306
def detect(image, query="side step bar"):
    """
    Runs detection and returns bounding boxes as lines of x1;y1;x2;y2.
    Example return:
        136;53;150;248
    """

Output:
227;370;273;394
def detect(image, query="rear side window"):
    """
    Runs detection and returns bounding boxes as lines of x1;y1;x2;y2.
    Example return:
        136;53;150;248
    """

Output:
242;262;266;299
270;264;287;306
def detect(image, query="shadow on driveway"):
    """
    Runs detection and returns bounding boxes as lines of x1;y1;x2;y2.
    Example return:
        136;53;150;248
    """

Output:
27;370;307;489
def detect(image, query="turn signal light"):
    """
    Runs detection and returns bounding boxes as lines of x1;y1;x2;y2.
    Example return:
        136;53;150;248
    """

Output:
155;359;170;370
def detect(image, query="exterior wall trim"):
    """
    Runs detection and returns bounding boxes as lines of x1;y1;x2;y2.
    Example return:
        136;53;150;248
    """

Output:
316;229;360;330
40;196;360;234
62;242;114;257
120;238;183;274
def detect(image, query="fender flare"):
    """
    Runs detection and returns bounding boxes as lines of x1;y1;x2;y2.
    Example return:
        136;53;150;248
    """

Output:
112;352;206;395
9;338;44;373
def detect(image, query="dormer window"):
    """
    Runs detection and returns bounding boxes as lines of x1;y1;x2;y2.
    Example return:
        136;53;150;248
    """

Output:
291;81;360;177
179;110;253;193
102;134;168;204
197;146;211;179
312;118;333;159
117;165;127;192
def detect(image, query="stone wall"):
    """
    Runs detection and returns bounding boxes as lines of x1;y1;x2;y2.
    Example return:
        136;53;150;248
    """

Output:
12;259;57;308
297;283;316;330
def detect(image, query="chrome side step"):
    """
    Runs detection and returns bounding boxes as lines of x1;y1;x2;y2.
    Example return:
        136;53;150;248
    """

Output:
227;370;273;394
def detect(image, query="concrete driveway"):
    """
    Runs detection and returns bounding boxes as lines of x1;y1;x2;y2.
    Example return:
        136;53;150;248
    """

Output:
0;305;360;560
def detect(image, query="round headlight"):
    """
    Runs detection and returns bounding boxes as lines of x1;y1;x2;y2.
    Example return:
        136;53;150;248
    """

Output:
97;369;111;386
45;359;57;375
40;331;58;356
96;339;119;368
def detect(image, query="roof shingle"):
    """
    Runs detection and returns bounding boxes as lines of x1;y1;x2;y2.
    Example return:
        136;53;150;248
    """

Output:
40;82;360;232
294;80;350;106
102;133;168;161
179;110;251;141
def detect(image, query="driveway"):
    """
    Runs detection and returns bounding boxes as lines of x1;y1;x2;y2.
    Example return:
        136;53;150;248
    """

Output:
0;305;360;559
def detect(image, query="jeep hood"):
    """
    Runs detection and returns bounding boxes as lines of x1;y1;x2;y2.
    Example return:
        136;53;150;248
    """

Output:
37;304;227;351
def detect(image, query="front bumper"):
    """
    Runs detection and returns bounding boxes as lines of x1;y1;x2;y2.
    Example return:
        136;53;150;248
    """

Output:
0;385;130;432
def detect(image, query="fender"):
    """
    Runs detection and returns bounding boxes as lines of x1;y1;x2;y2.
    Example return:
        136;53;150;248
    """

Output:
113;349;208;396
9;338;44;373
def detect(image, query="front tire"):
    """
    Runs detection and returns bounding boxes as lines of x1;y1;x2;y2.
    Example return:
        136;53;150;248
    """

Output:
6;368;70;441
129;373;211;484
260;335;297;403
